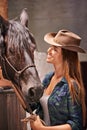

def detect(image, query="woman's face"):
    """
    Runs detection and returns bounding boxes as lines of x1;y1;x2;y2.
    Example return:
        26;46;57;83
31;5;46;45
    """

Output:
46;45;63;65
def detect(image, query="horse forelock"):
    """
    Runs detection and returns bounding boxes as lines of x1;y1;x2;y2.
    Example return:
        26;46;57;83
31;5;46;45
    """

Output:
7;20;35;56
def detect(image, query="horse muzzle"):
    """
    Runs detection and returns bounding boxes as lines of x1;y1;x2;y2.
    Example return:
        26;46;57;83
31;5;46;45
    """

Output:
27;85;44;103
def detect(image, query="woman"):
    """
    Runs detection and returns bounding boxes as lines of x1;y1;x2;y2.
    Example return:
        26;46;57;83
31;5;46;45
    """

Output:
30;29;86;130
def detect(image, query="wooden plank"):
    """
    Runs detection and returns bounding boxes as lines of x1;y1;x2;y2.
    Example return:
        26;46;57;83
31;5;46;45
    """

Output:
0;93;8;130
0;90;27;130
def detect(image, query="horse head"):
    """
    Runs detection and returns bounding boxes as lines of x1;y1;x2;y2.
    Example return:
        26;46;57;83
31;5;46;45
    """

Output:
0;13;43;113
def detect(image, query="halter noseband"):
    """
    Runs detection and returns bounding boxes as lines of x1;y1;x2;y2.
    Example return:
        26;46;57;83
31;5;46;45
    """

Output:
4;56;35;79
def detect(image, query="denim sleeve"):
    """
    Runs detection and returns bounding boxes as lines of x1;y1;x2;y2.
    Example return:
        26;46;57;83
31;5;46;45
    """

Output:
67;90;83;130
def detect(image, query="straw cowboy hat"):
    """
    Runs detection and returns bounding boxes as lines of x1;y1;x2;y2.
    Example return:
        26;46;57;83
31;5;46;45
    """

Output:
44;29;86;53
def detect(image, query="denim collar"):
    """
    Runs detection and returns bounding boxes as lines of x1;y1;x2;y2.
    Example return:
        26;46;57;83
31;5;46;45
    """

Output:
42;71;67;89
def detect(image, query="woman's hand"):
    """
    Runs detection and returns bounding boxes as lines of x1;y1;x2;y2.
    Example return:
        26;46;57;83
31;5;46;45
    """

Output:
30;115;45;130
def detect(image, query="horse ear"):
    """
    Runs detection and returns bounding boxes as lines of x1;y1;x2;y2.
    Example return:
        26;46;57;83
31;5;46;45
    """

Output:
0;15;9;36
20;8;29;27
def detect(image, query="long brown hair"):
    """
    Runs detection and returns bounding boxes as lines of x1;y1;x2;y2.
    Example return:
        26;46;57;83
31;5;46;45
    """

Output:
62;48;86;126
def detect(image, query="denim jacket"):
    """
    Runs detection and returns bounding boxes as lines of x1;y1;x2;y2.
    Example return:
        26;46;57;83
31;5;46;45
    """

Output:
34;72;83;130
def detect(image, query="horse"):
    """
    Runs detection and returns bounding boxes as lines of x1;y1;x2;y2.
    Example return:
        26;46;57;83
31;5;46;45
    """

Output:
0;13;43;114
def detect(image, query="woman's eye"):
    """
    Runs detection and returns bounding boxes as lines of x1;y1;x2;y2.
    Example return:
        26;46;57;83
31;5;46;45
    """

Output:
54;46;58;51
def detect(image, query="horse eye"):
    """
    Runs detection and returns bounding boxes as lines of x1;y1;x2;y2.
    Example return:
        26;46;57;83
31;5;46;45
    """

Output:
9;48;14;54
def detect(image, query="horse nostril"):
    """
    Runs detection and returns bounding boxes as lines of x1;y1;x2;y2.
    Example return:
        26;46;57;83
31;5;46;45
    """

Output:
28;86;43;102
28;87;35;97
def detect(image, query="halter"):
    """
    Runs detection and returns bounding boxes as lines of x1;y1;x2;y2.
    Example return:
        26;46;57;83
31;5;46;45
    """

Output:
1;55;46;124
1;54;35;114
4;56;35;79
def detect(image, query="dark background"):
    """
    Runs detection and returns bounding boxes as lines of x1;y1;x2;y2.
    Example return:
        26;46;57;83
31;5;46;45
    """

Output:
8;0;87;55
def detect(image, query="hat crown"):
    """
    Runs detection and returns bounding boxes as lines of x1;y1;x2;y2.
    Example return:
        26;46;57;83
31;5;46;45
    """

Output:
54;30;81;47
44;29;86;53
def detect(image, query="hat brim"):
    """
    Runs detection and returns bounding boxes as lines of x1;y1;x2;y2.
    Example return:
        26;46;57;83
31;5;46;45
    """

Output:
44;32;86;53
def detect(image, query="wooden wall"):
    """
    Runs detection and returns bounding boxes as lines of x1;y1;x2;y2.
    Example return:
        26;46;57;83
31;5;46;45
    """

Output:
0;89;27;130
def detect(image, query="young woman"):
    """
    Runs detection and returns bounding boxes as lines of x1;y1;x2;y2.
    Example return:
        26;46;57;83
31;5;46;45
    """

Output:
30;29;86;130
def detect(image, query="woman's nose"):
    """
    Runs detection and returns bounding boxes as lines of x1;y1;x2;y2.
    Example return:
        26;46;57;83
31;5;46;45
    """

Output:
47;46;52;53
